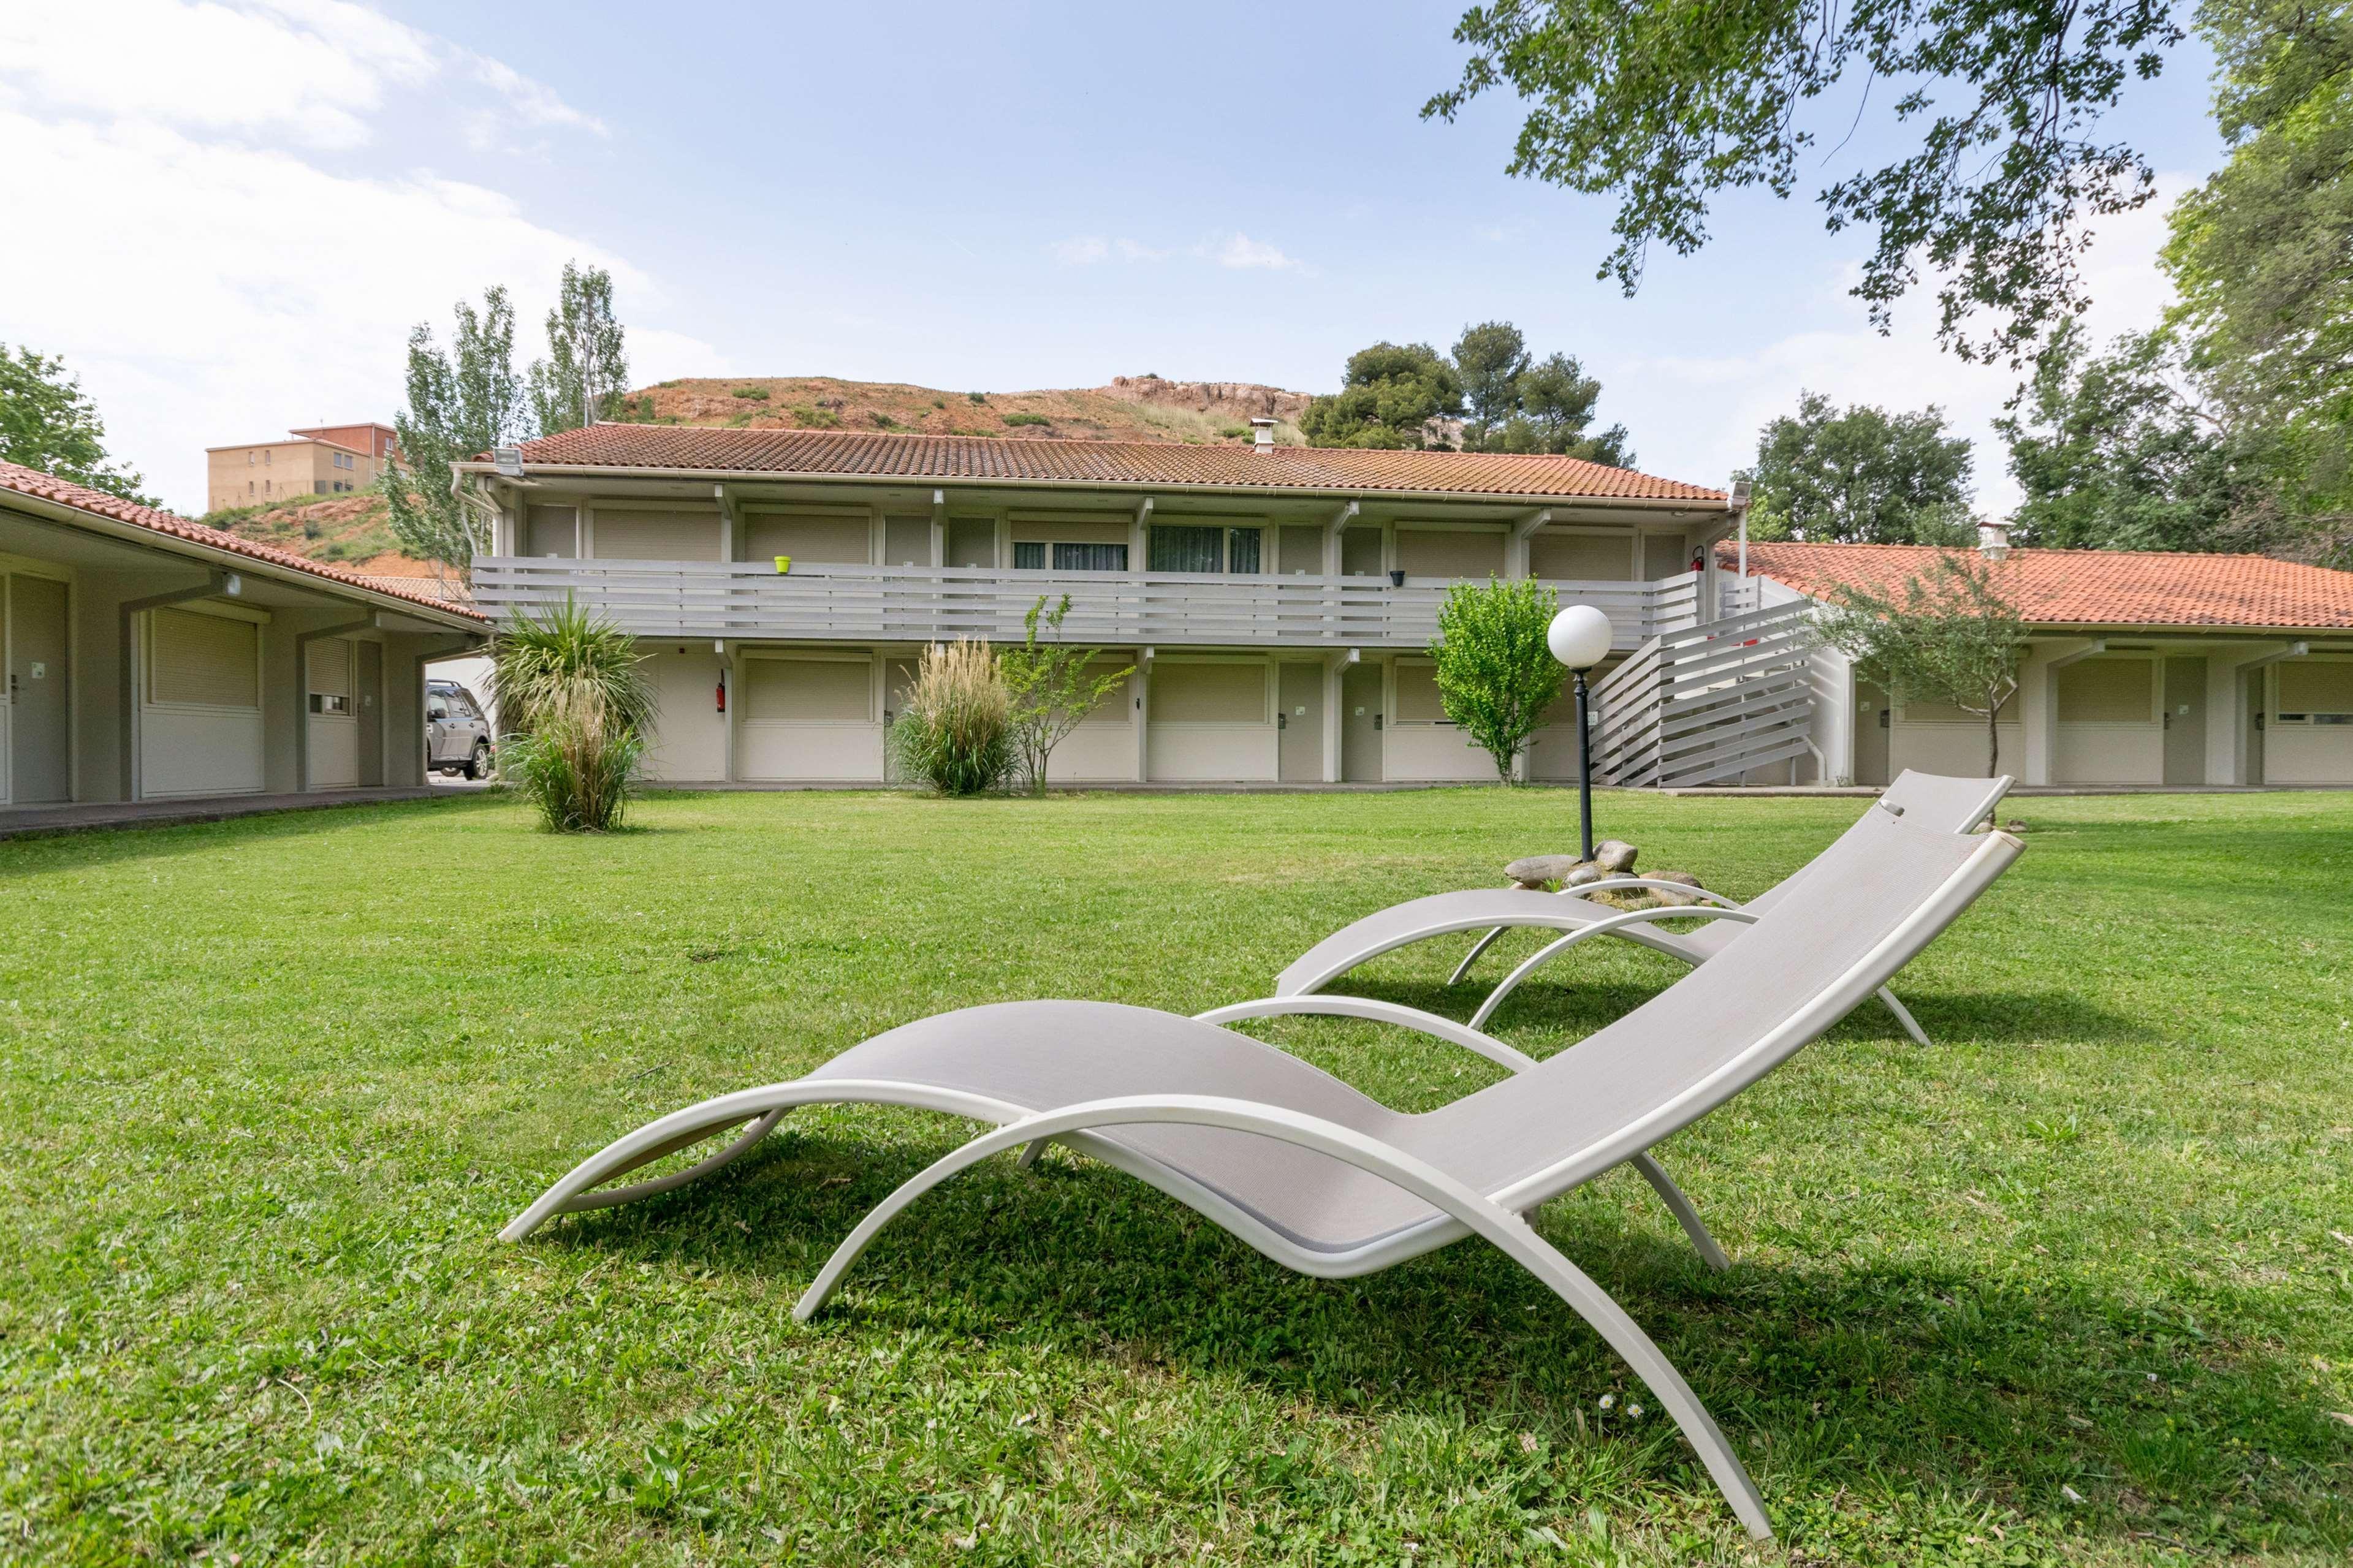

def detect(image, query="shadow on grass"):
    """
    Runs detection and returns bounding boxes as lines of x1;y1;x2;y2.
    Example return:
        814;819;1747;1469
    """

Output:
0;792;504;878
1336;974;2156;1051
536;1126;2345;1555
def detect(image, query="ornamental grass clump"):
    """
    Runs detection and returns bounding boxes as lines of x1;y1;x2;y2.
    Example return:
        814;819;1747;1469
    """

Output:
492;599;653;832
890;638;1012;795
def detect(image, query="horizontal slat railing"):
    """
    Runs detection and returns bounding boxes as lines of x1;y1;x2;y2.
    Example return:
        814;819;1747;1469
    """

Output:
1587;597;1819;788
471;560;1702;651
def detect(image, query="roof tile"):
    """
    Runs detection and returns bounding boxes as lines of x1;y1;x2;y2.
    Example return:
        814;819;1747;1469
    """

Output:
500;423;1726;502
1727;540;2353;631
0;461;483;620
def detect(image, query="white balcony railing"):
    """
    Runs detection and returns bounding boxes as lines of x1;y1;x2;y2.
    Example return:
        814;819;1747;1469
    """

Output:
471;558;1703;650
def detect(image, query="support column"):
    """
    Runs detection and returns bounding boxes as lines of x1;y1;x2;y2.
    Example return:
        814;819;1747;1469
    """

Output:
1322;648;1356;783
1510;508;1550;579
1323;501;1359;576
1134;648;1153;782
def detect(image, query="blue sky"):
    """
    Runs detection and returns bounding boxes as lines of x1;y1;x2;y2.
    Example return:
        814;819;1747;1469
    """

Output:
2;2;2223;513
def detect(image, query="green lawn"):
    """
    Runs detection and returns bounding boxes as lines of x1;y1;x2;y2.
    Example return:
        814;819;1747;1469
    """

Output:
2;789;2349;1566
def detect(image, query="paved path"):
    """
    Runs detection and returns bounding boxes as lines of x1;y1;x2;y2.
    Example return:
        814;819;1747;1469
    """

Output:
0;784;489;841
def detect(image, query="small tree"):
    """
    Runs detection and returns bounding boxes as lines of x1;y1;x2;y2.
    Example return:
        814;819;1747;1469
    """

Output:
1815;550;2026;777
1431;577;1567;782
382;287;526;575
529;261;631;435
998;595;1135;794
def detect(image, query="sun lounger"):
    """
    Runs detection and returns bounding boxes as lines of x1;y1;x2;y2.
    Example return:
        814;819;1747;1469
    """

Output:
504;809;2023;1539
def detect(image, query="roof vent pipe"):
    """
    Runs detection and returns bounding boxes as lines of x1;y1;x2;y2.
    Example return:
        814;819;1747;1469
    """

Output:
1978;519;2012;561
1249;417;1275;452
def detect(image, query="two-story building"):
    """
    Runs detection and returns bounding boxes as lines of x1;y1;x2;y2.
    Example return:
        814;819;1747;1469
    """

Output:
207;422;399;512
459;423;1773;787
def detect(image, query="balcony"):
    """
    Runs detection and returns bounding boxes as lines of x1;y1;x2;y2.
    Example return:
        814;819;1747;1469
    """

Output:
470;558;1703;651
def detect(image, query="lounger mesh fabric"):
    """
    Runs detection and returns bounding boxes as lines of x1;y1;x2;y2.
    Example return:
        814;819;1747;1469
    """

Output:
1273;768;2006;994
812;812;1989;1252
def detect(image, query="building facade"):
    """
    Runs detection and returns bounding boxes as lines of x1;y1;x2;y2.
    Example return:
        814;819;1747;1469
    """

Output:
1;461;484;809
459;424;1777;787
206;422;398;512
1737;537;2353;788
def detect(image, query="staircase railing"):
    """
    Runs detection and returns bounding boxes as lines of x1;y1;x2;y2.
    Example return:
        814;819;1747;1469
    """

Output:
1587;599;1818;788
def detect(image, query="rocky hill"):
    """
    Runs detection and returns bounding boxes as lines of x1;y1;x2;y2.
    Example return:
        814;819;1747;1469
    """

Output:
625;374;1310;445
194;491;431;580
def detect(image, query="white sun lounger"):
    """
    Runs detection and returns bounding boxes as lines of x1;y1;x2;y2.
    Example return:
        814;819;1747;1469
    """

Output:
504;810;2023;1540
1275;771;2012;1041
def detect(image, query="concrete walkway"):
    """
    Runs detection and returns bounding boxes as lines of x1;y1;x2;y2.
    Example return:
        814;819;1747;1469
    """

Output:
0;782;490;841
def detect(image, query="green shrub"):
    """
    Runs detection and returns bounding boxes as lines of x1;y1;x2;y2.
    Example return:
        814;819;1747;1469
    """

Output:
889;639;1011;795
732;386;770;401
1002;412;1049;428
788;405;842;429
932;399;947;409
492;599;653;831
1218;425;1246;439
1431;577;1566;782
967;391;987;404
870;412;897;428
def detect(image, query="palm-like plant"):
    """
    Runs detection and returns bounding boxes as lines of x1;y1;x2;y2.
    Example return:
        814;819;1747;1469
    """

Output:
492;599;653;831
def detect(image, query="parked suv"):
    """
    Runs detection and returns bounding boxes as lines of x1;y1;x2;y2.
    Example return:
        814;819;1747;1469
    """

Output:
426;679;495;779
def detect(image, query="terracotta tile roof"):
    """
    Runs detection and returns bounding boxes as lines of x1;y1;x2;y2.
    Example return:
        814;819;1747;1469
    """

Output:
1725;540;2353;631
496;423;1726;502
0;461;484;621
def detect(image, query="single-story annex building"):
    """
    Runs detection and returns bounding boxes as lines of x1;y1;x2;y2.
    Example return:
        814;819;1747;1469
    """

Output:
1739;537;2353;787
0;461;485;810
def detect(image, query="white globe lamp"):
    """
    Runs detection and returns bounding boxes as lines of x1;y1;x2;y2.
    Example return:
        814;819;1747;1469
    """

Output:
1546;605;1613;858
1547;604;1613;671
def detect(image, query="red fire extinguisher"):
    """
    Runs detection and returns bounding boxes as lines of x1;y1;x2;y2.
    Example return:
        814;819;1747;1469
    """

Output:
715;673;727;714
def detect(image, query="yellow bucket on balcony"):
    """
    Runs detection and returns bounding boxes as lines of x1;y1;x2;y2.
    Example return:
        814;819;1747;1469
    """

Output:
774;555;791;574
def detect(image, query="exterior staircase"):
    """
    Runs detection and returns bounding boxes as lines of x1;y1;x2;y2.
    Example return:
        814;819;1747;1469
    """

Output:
1586;598;1819;787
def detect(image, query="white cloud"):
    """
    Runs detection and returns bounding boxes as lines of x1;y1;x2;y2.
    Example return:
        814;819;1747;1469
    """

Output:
1625;178;2195;518
0;4;700;511
0;0;596;151
1204;232;1306;271
1049;235;1168;265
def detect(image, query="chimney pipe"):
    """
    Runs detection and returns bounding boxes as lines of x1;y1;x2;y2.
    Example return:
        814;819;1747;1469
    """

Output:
1249;417;1275;452
1977;520;2012;561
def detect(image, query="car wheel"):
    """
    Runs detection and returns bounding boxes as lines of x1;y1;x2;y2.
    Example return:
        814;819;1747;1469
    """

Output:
466;740;493;781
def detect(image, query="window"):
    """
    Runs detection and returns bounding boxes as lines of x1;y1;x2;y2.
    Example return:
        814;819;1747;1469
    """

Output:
264;449;272;465
427;694;450;722
246;450;256;465
314;480;329;495
1150;524;1262;574
1015;540;1128;571
150;609;259;708
2056;659;2155;723
2275;661;2353;722
1053;542;1127;572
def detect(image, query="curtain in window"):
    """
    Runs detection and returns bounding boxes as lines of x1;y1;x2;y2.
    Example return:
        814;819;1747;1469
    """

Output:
1013;541;1046;570
1052;542;1128;572
1150;525;1224;572
1226;528;1261;574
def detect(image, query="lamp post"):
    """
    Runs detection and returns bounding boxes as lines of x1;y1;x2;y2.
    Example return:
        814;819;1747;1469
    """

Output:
1547;605;1613;862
